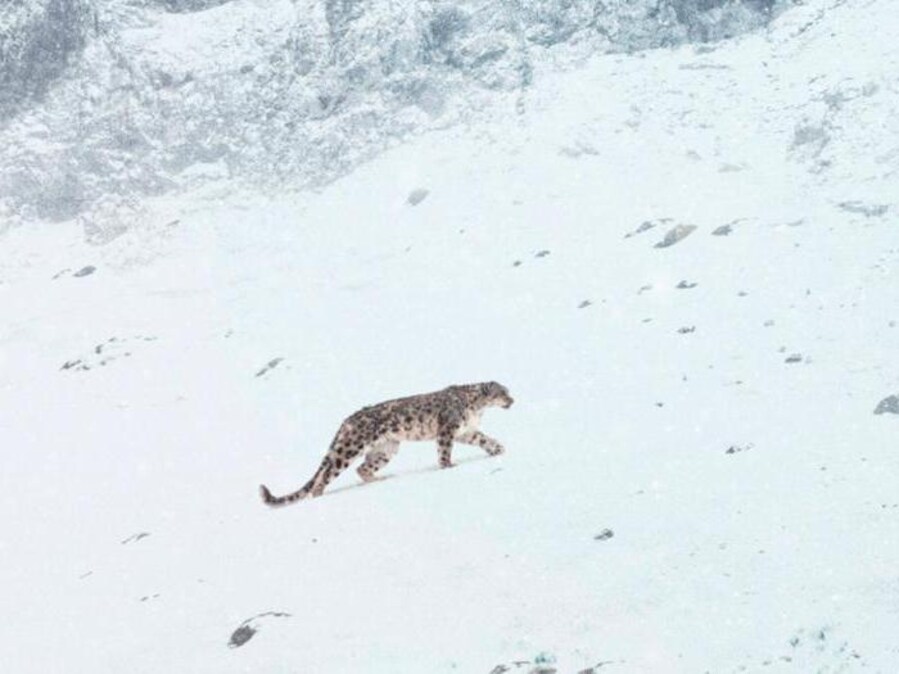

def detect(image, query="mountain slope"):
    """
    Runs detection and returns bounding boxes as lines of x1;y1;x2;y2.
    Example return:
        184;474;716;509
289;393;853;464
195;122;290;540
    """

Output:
1;0;897;672
0;0;785;229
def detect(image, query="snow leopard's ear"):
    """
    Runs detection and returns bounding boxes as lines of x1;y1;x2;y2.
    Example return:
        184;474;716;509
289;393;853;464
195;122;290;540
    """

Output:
480;381;501;395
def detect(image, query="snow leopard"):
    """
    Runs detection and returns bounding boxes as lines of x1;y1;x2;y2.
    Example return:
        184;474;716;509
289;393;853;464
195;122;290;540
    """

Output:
259;381;514;506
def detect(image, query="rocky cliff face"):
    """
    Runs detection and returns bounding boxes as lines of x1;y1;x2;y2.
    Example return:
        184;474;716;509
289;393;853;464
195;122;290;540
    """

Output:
0;0;788;234
0;0;94;119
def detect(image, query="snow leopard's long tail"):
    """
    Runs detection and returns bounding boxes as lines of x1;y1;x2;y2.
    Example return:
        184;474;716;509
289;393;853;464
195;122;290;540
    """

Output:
259;456;333;507
259;482;311;506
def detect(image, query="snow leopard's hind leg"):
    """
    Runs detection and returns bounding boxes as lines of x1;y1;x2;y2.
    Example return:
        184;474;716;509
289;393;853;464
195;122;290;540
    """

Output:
357;441;399;482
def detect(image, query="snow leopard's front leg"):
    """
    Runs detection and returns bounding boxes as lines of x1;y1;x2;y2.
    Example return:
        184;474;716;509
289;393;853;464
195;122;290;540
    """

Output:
436;411;462;469
457;430;505;456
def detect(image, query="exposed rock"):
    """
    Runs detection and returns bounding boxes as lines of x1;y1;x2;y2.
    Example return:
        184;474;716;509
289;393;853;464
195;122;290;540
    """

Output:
712;224;733;236
121;531;150;545
227;612;292;649
407;188;429;206
625;218;669;239
255;357;284;378
157;0;232;12
838;201;890;218
874;395;899;415
0;0;93;120
655;224;697;248
227;624;255;649
0;0;792;229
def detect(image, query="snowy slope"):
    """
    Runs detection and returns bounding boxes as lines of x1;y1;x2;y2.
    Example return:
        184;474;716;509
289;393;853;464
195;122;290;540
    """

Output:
1;0;898;672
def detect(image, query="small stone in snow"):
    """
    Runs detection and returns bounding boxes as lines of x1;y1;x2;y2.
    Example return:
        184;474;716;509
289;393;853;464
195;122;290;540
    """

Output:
838;201;889;218
121;532;151;545
712;224;732;236
407;188;429;206
655;224;697;248
228;625;256;649
594;529;614;541
625;219;664;238
255;357;284;378
874;395;899;415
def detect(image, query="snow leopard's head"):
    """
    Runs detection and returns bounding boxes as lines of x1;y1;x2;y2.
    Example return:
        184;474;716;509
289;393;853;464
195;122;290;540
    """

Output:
480;381;514;409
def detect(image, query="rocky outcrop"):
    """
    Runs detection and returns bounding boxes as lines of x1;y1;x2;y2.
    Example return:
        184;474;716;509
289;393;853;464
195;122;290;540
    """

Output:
157;0;232;12
0;0;789;232
0;0;93;120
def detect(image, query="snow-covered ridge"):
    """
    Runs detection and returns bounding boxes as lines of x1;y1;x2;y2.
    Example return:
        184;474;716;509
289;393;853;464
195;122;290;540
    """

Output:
0;0;785;233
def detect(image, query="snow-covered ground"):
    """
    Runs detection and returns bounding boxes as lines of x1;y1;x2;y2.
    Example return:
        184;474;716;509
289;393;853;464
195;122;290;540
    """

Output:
1;0;898;671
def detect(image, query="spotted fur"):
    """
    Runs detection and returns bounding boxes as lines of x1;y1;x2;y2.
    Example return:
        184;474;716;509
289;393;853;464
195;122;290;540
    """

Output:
259;381;513;506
